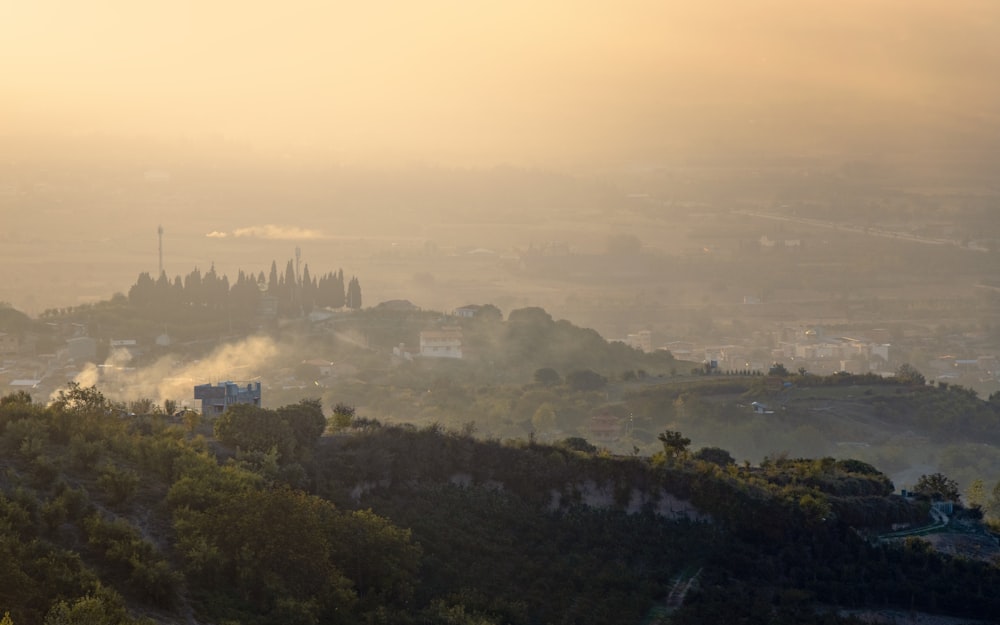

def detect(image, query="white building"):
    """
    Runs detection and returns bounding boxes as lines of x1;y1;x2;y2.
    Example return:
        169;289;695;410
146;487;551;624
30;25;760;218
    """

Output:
419;329;463;359
625;330;653;353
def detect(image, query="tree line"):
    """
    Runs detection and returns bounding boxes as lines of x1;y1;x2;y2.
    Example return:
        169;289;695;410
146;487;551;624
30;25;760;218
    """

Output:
124;260;362;318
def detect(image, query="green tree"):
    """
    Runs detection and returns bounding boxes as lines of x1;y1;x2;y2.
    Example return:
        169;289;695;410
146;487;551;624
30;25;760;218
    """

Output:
476;304;503;321
328;508;422;606
558;437;597;453
51;383;110;415
44;585;151;625
176;486;357;622
277;398;326;455
914;472;960;502
318;270;346;308
213;403;296;460
566;369;607;392
658;430;691;460
967;478;986;510
507;306;553;325
533;367;561;387
895;363;926;386
0;390;33;408
182;409;201;434
693;446;735;466
798;493;832;524
347;276;363;309
97;465;140;506
988;390;1000;407
268;260;279;293
301;264;316;312
329;402;356;431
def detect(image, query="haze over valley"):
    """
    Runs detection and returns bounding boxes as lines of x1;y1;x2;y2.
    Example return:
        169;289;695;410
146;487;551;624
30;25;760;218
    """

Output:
3;3;1000;624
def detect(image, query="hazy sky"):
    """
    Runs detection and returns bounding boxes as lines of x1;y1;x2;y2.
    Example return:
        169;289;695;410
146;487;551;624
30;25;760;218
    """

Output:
3;1;1000;166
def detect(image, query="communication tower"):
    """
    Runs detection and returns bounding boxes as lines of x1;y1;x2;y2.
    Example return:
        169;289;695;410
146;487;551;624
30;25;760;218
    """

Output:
158;225;164;276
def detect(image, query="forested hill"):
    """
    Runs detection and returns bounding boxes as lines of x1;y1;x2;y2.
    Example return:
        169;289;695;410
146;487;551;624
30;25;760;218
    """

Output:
2;386;1000;625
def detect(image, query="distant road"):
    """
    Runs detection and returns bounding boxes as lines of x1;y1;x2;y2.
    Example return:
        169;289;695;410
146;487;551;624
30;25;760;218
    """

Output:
732;209;989;252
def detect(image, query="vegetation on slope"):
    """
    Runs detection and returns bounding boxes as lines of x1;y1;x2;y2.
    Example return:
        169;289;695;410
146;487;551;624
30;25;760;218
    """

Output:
3;384;1000;624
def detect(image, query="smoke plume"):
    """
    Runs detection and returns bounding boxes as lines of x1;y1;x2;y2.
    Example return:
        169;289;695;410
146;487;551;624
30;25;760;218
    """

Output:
54;336;281;410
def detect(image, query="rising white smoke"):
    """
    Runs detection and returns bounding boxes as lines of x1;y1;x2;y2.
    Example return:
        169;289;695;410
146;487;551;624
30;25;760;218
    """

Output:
55;335;281;410
231;224;327;240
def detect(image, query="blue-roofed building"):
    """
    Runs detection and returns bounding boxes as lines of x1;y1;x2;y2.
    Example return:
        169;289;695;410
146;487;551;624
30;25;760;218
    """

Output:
193;381;262;416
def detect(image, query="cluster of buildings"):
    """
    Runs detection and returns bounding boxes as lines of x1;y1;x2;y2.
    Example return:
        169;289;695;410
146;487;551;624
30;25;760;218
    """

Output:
768;328;893;375
664;325;1000;389
926;354;999;384
663;327;894;376
610;330;653;354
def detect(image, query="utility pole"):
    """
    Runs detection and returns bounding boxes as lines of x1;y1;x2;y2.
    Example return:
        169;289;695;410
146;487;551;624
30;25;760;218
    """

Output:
158;225;164;277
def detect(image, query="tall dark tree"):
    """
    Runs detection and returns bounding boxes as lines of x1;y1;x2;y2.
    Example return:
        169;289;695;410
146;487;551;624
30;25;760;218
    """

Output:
184;267;203;306
347;276;362;310
128;272;155;307
316;271;346;309
229;270;259;320
267;260;279;294
301;264;315;313
282;259;297;315
171;275;184;307
218;274;230;308
203;264;223;309
155;271;171;309
333;270;346;308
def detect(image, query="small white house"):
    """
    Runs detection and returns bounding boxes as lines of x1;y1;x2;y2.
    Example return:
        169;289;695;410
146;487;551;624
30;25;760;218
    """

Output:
419;329;463;359
453;305;481;318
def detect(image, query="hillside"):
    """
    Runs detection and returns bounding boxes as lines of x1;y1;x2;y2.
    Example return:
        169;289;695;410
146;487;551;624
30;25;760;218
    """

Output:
5;294;1000;519
6;281;1000;480
2;386;1000;624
